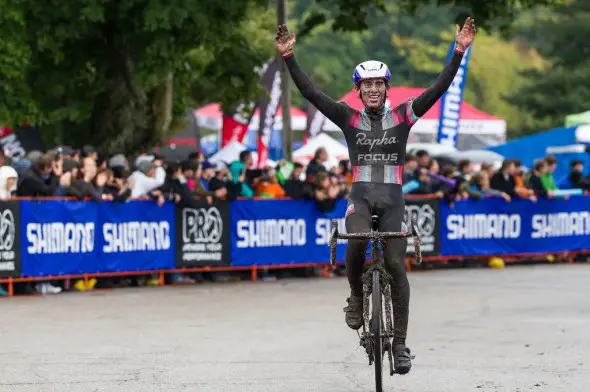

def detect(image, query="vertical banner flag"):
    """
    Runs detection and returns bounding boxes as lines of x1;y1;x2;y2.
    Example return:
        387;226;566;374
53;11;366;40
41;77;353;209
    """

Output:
220;102;256;148
436;42;473;147
257;59;282;168
304;102;326;143
0;126;46;160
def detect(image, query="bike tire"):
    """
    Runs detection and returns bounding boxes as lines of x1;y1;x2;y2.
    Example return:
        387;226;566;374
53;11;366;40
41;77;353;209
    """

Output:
372;269;383;392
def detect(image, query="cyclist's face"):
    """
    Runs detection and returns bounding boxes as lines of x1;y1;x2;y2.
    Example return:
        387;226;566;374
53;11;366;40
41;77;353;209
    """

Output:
359;78;387;110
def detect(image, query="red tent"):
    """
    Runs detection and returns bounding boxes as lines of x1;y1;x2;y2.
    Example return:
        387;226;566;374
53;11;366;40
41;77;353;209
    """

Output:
194;103;307;130
339;87;501;120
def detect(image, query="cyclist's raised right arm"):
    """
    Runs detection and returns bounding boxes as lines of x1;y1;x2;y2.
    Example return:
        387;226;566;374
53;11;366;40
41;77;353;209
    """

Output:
276;24;350;127
283;54;349;125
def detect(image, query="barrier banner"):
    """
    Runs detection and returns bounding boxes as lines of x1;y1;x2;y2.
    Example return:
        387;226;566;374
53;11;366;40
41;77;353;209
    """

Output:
175;201;231;267
405;198;440;257
20;200;175;277
0;201;21;277
21;200;99;276
440;196;590;256
95;201;175;272
230;199;349;266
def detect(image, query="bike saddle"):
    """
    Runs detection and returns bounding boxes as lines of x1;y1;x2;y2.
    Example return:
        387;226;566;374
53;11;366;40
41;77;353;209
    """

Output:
371;215;379;231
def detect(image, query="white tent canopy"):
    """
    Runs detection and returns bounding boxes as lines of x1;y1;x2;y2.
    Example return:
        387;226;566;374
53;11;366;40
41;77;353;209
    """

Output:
293;133;349;168
209;141;276;168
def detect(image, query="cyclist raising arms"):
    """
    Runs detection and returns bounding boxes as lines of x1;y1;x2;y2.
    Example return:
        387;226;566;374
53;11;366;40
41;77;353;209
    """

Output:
276;18;476;374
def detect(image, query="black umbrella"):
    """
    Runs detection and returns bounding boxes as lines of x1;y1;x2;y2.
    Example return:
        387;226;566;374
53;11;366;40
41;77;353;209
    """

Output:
153;144;199;163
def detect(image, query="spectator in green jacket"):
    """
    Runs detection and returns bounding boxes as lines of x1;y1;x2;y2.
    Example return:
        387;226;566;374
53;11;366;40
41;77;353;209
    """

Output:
541;155;558;192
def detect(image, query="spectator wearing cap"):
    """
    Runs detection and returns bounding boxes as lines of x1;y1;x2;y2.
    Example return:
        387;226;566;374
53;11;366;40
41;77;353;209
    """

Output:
567;160;590;190
189;160;226;200
199;161;215;191
129;157;166;198
82;145;98;161
55;146;76;160
109;154;129;172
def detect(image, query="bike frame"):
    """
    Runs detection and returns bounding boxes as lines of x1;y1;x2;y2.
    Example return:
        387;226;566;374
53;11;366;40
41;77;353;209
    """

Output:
329;218;422;385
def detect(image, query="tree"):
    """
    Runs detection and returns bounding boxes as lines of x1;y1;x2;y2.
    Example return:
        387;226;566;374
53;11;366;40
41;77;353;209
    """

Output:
508;0;590;132
294;0;565;36
291;1;548;136
0;0;274;152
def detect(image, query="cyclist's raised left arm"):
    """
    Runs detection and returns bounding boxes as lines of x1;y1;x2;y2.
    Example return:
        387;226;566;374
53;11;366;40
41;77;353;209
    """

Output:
411;17;476;118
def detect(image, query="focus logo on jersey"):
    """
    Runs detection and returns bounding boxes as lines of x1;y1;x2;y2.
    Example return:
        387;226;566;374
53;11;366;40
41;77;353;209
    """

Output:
356;132;398;151
357;153;399;164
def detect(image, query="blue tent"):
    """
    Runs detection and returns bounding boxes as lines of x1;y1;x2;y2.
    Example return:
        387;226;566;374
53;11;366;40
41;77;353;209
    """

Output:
487;126;579;168
487;125;590;187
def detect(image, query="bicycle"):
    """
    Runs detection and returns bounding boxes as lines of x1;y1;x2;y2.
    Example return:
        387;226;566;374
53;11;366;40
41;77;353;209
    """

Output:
329;215;422;392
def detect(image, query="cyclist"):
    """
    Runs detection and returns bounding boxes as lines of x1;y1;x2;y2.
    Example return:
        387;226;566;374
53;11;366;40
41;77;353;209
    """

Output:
275;18;476;374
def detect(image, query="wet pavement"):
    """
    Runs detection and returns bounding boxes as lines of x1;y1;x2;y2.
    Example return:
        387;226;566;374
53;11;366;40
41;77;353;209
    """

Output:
1;263;588;392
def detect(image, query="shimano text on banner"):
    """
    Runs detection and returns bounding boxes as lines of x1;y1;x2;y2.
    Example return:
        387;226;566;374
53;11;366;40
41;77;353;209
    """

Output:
437;43;472;147
230;198;441;267
304;102;326;143
175;200;231;267
20;200;175;277
257;59;282;168
440;196;590;256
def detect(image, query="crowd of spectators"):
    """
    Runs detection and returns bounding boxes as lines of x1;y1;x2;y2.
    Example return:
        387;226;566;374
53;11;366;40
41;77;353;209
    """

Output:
0;143;589;296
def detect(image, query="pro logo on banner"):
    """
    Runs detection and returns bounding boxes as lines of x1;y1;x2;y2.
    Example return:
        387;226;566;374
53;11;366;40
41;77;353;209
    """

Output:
0;202;20;277
176;201;230;267
405;198;440;256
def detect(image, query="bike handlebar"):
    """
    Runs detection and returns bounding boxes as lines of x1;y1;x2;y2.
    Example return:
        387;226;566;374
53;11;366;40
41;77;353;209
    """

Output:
329;219;422;267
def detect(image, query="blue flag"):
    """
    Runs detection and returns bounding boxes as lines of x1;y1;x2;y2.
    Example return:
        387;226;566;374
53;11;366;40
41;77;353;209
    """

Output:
437;42;473;147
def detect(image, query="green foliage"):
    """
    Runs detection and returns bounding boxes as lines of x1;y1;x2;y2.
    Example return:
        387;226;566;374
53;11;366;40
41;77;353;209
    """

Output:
295;0;565;36
508;0;590;132
0;0;274;152
292;1;548;136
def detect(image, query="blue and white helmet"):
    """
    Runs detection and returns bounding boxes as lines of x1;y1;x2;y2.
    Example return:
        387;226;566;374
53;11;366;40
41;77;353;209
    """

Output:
353;60;391;85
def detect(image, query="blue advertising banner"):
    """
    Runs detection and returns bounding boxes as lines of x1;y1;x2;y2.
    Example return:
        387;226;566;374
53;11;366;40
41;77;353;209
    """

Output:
230;199;349;266
95;201;175;272
440;196;590;256
20;200;175;277
437;41;473;147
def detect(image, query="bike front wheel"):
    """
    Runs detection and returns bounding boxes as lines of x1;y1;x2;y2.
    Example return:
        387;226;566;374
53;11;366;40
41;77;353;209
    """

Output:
372;269;383;392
